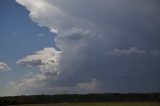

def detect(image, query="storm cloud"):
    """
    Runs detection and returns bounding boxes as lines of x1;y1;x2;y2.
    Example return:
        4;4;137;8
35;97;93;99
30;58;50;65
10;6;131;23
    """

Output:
11;0;160;95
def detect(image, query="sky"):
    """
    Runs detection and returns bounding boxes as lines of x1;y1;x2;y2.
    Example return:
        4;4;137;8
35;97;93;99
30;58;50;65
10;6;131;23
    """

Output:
0;0;160;96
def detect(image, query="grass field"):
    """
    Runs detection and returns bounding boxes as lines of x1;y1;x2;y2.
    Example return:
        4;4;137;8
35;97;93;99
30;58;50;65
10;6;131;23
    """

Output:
11;102;160;106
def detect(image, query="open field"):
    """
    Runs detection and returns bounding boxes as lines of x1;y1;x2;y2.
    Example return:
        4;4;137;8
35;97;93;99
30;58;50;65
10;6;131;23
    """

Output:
10;102;160;106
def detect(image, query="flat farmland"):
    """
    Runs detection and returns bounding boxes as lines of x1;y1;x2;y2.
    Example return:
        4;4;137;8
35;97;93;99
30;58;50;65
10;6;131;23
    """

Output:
10;102;160;106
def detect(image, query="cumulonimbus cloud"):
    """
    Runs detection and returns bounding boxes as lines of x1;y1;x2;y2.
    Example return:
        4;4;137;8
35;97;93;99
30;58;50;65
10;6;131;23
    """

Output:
8;0;160;95
13;0;99;95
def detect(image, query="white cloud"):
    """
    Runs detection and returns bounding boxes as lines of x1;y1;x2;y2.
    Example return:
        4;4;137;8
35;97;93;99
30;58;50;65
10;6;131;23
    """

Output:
0;62;10;71
10;48;61;95
16;0;70;34
109;47;146;56
16;48;61;82
16;47;61;72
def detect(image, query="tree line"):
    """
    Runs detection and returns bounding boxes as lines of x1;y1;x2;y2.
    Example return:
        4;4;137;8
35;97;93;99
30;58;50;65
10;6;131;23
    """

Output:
0;93;160;105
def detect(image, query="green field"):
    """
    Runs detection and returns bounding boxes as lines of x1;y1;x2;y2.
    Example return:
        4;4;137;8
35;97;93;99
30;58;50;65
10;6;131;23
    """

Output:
11;102;160;106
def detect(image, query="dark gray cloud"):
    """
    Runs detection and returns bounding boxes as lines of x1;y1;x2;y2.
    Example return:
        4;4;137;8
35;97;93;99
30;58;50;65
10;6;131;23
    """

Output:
13;0;160;95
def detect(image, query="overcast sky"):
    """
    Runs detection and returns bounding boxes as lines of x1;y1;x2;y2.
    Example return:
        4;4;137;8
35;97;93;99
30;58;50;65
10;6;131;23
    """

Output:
0;0;160;96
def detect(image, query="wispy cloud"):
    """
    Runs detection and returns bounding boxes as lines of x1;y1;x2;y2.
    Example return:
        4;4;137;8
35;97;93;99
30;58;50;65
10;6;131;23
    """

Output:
109;47;146;56
109;47;160;56
149;50;160;56
0;62;10;71
11;32;19;37
37;33;44;37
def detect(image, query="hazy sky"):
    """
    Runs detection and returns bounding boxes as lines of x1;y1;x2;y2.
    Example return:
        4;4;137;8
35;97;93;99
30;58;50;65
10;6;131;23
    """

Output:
0;0;160;96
